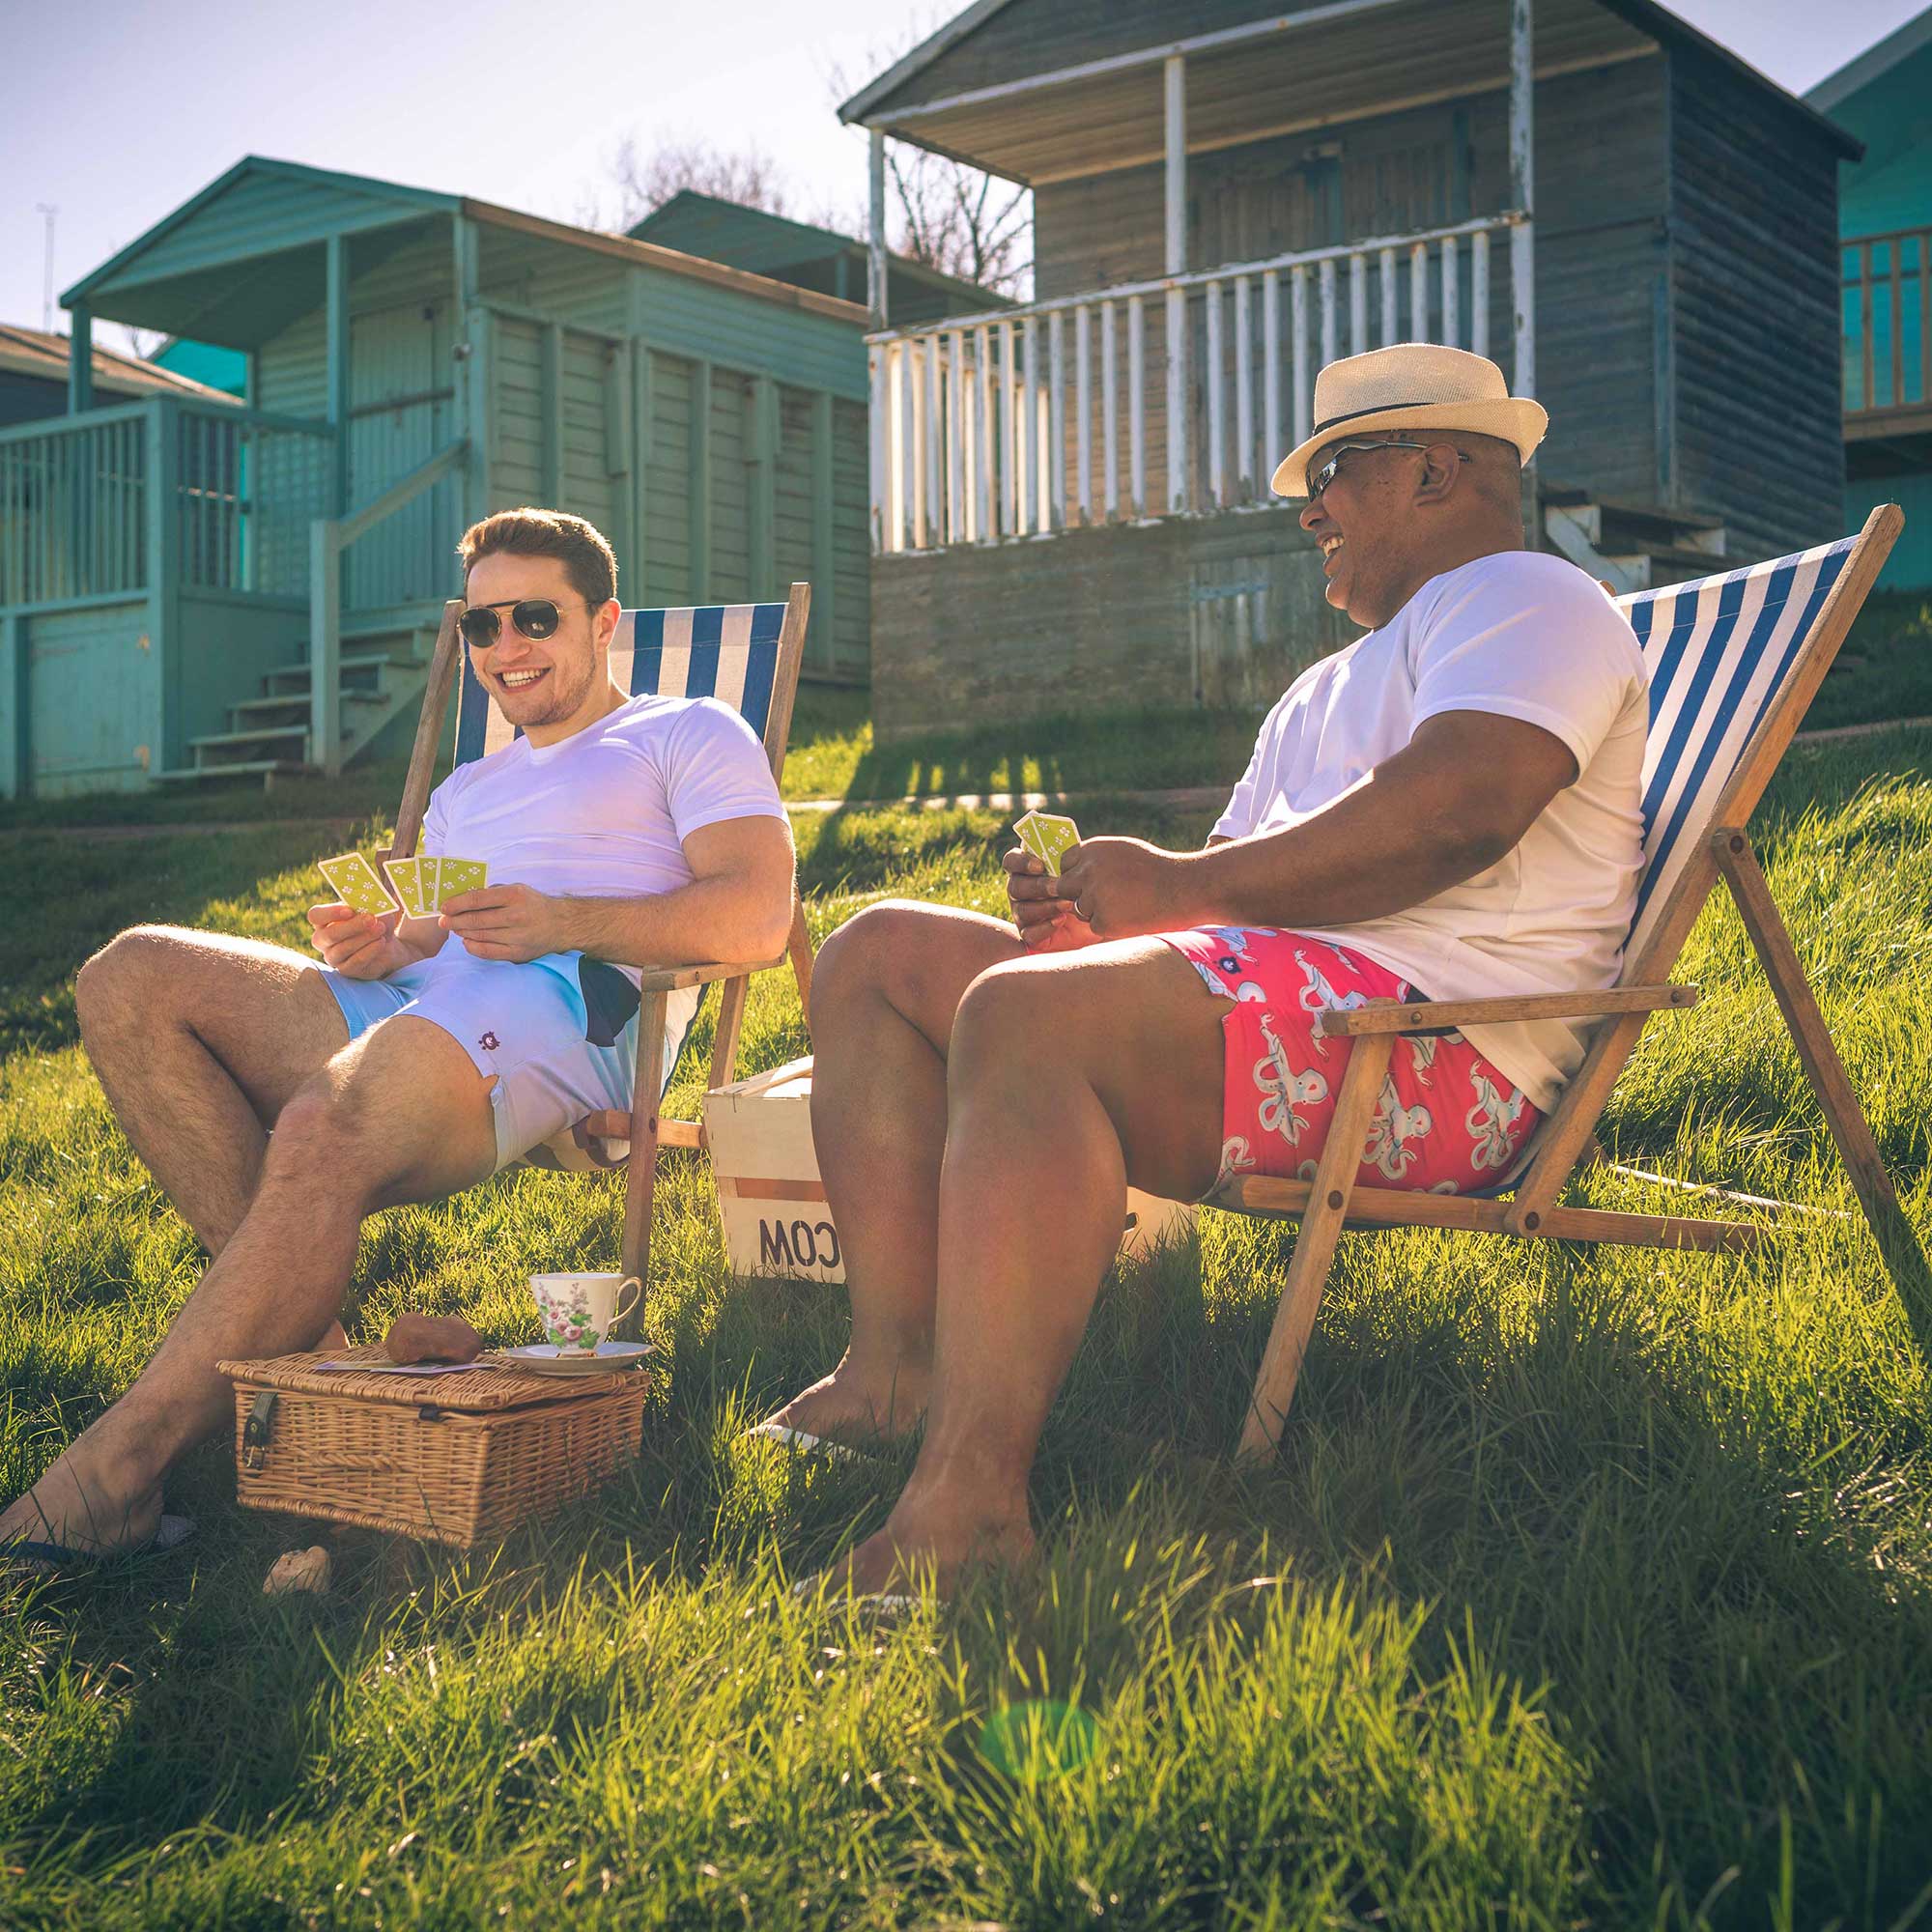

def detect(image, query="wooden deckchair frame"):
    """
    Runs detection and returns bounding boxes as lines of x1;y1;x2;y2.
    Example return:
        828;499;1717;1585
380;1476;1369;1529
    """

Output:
1216;506;1918;1463
384;583;815;1288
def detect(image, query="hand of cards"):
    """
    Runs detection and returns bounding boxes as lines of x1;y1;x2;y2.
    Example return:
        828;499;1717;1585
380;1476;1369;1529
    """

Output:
1013;810;1080;874
316;849;490;920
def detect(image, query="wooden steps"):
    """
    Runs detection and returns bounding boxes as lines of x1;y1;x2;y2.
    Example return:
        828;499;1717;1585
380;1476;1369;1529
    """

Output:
158;621;437;789
152;758;310;787
1542;487;1728;593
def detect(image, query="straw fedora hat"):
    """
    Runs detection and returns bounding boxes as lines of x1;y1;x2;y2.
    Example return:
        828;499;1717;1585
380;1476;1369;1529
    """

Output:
1270;343;1548;497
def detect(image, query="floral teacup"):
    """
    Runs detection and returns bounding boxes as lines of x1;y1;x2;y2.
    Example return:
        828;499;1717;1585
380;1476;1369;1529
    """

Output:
529;1272;641;1352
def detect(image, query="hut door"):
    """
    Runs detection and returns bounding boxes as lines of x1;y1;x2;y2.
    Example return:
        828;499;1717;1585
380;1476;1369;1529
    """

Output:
345;297;459;611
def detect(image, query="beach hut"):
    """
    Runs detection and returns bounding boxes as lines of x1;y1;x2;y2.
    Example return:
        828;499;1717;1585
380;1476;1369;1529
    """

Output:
0;157;878;799
1808;6;1932;591
839;0;1861;736
630;191;1007;327
0;323;236;431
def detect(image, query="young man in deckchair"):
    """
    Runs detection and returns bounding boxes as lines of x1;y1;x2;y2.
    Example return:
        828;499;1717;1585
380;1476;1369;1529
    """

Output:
776;344;1652;1601
2;509;795;1564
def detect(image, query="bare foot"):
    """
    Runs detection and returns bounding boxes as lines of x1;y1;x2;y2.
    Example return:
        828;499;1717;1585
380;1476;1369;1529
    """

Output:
0;1446;164;1558
765;1355;931;1454
810;1491;1036;1603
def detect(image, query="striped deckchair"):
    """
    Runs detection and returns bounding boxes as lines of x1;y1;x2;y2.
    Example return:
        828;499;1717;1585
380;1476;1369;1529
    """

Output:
1217;505;1917;1462
386;584;814;1289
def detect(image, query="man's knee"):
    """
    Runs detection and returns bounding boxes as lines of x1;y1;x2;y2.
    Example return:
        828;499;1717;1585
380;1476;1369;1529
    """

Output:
951;958;1059;1065
814;899;955;1013
74;923;195;1034
266;1077;422;1214
268;1019;494;1197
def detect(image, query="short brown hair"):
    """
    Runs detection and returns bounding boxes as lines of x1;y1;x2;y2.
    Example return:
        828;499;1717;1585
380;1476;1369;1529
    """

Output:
457;508;617;610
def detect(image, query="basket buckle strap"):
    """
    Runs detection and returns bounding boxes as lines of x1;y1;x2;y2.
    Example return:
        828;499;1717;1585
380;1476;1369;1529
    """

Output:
242;1388;279;1472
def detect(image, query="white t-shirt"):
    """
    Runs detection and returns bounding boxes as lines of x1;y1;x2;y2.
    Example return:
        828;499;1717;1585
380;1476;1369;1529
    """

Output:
1213;550;1649;1111
421;693;788;988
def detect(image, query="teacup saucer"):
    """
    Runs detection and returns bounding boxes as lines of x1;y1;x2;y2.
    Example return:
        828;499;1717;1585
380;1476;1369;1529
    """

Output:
491;1341;653;1378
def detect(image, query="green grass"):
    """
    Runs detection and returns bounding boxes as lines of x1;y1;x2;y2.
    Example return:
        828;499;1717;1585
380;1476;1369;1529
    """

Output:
3;582;1924;836
781;687;1268;805
1810;591;1932;735
4;739;1932;1927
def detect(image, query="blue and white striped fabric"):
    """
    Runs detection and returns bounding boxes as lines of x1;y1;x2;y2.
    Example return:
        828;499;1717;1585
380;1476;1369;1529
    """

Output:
454;602;789;766
1621;533;1857;963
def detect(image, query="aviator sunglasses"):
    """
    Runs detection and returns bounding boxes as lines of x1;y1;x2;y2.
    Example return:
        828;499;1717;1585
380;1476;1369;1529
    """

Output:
1307;438;1474;499
457;597;597;649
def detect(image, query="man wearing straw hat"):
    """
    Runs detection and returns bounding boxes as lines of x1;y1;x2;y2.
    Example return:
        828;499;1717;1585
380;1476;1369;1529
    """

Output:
777;344;1652;1601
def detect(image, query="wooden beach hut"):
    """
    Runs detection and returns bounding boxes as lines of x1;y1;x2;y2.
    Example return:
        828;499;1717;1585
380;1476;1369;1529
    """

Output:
839;0;1862;737
0;324;237;431
0;157;877;800
630;191;1007;327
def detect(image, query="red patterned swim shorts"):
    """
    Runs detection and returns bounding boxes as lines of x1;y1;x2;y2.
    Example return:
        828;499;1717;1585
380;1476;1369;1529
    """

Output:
1155;927;1543;1198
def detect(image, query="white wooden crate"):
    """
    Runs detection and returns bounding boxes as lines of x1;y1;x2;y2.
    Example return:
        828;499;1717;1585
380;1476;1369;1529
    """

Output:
703;1055;1196;1282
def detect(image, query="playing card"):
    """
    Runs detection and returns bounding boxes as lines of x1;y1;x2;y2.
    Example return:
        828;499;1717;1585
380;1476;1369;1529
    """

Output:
1013;810;1081;875
382;856;425;920
318;851;397;918
432;856;488;911
418;854;441;914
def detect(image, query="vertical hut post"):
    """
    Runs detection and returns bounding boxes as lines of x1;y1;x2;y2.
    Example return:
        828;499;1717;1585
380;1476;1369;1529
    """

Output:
68;304;94;414
325;234;351;516
313;230;353;779
1163;52;1188;515
868;343;888;553
868;130;889;331
452;213;484;531
1509;0;1536;404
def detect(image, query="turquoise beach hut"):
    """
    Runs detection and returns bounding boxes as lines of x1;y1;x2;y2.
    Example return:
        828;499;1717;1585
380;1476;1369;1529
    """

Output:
1808;6;1932;590
1;157;879;800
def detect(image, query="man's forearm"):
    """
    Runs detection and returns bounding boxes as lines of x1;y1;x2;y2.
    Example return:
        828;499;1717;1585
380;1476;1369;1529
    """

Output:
551;875;789;971
1166;777;1514;933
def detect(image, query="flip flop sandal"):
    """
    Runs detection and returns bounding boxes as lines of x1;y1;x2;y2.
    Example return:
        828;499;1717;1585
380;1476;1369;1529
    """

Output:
1;1513;196;1575
738;1421;880;1466
788;1575;924;1614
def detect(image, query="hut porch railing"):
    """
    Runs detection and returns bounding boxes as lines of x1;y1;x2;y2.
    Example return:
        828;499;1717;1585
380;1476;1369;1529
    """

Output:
1843;225;1932;440
0;396;335;611
864;211;1527;556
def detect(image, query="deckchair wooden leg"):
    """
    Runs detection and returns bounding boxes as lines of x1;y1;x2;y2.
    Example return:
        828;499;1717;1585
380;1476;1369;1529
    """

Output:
619;989;670;1315
389;600;463;858
709;977;751;1094
1237;1032;1395;1463
1715;831;1931;1335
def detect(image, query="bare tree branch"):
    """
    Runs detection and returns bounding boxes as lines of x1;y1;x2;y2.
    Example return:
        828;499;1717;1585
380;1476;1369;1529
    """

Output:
576;135;799;234
826;32;1033;299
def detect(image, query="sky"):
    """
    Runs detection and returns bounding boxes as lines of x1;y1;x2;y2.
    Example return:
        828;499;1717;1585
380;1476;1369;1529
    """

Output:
3;0;1922;353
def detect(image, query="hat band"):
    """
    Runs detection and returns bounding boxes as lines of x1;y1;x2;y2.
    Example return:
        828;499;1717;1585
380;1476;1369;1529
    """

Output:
1309;398;1486;437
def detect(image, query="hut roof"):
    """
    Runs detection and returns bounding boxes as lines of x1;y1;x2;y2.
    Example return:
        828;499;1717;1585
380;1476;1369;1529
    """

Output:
0;322;239;402
839;0;1860;180
629;191;1005;312
60;156;867;348
1805;2;1932;112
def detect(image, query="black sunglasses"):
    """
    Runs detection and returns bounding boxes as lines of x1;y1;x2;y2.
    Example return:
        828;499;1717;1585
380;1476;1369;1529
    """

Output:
457;598;595;649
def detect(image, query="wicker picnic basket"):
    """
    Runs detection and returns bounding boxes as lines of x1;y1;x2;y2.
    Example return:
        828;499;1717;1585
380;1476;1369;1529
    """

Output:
216;1346;651;1549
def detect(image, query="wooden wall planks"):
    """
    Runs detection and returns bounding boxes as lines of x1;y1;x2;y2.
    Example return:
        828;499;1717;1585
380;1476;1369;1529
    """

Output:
867;505;1354;737
1666;45;1846;558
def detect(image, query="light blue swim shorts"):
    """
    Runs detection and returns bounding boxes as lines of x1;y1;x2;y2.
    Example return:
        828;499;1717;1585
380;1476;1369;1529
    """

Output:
316;949;701;1173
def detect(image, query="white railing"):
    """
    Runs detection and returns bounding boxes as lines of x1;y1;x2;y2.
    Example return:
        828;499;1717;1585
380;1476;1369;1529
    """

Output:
866;211;1526;554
